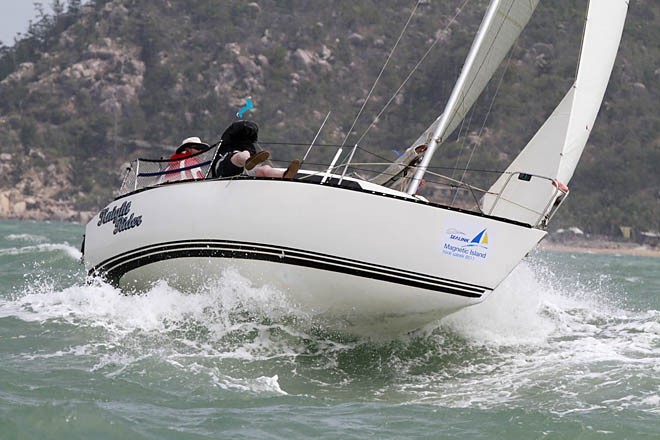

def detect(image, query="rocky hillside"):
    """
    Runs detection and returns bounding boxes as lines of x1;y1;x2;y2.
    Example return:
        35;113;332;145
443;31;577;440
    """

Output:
0;0;658;235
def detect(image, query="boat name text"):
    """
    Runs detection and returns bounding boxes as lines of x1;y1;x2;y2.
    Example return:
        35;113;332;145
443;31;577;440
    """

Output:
97;201;143;235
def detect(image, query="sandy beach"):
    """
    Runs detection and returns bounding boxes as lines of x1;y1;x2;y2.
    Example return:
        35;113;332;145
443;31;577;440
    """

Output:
538;239;660;258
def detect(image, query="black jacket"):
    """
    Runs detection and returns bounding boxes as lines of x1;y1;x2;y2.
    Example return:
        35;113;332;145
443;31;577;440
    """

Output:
212;120;259;178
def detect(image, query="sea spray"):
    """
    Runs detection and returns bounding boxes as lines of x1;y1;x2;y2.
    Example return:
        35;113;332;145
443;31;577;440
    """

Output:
439;260;558;347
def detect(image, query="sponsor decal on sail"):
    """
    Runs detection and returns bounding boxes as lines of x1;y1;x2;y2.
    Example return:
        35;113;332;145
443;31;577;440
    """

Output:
442;227;489;261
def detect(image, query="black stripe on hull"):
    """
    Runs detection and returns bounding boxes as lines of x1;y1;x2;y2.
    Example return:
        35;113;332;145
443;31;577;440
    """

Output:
91;240;491;299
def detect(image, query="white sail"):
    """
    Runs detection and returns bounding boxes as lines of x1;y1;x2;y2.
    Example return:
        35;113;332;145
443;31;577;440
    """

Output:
482;0;628;225
406;0;540;194
558;0;628;184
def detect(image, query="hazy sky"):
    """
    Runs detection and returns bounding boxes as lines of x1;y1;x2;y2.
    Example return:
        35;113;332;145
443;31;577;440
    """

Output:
0;1;49;46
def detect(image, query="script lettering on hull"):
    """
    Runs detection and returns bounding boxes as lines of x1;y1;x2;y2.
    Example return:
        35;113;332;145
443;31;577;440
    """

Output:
97;201;143;235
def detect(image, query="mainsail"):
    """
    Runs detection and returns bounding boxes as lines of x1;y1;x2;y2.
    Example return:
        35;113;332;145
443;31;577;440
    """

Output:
481;0;629;225
405;0;540;194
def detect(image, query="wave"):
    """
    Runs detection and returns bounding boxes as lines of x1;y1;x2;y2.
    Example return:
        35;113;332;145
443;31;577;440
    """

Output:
405;257;660;412
0;242;82;260
2;258;658;411
1;268;303;395
5;233;49;243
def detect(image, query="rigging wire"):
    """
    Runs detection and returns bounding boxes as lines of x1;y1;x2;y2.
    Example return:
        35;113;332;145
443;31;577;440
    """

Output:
451;50;513;205
349;144;507;175
455;41;516;187
406;0;524;196
355;0;471;146
447;47;515;207
276;148;506;175
261;141;345;148
449;100;477;181
340;0;423;149
263;140;507;174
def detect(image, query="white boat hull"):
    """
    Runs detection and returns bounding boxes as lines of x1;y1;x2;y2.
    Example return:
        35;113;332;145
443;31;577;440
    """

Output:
83;178;546;334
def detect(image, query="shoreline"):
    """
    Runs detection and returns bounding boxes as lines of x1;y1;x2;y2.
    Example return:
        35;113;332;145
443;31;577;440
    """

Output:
538;240;660;258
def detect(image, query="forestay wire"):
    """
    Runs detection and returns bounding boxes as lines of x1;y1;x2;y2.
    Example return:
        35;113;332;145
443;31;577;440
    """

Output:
455;46;515;187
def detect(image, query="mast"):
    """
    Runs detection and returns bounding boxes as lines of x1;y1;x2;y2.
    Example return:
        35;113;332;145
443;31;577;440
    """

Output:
407;0;540;195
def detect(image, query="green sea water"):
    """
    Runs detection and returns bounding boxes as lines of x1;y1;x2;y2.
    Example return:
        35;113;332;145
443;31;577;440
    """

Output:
1;219;658;439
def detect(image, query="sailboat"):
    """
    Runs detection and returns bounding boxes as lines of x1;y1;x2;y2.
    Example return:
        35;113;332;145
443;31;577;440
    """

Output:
82;0;629;335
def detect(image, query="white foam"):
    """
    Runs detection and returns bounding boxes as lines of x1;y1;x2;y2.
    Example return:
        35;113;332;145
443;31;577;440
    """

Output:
3;268;308;358
211;373;288;395
402;257;660;411
6;233;49;243
0;243;82;260
7;270;294;331
439;261;560;347
2;269;311;393
3;253;658;406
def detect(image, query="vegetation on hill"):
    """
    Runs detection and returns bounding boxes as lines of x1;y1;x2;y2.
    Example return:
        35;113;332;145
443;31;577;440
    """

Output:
0;0;658;235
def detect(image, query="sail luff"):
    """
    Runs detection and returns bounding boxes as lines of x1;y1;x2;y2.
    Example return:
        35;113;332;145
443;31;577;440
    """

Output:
407;0;503;194
481;0;629;226
557;0;628;184
407;0;540;194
